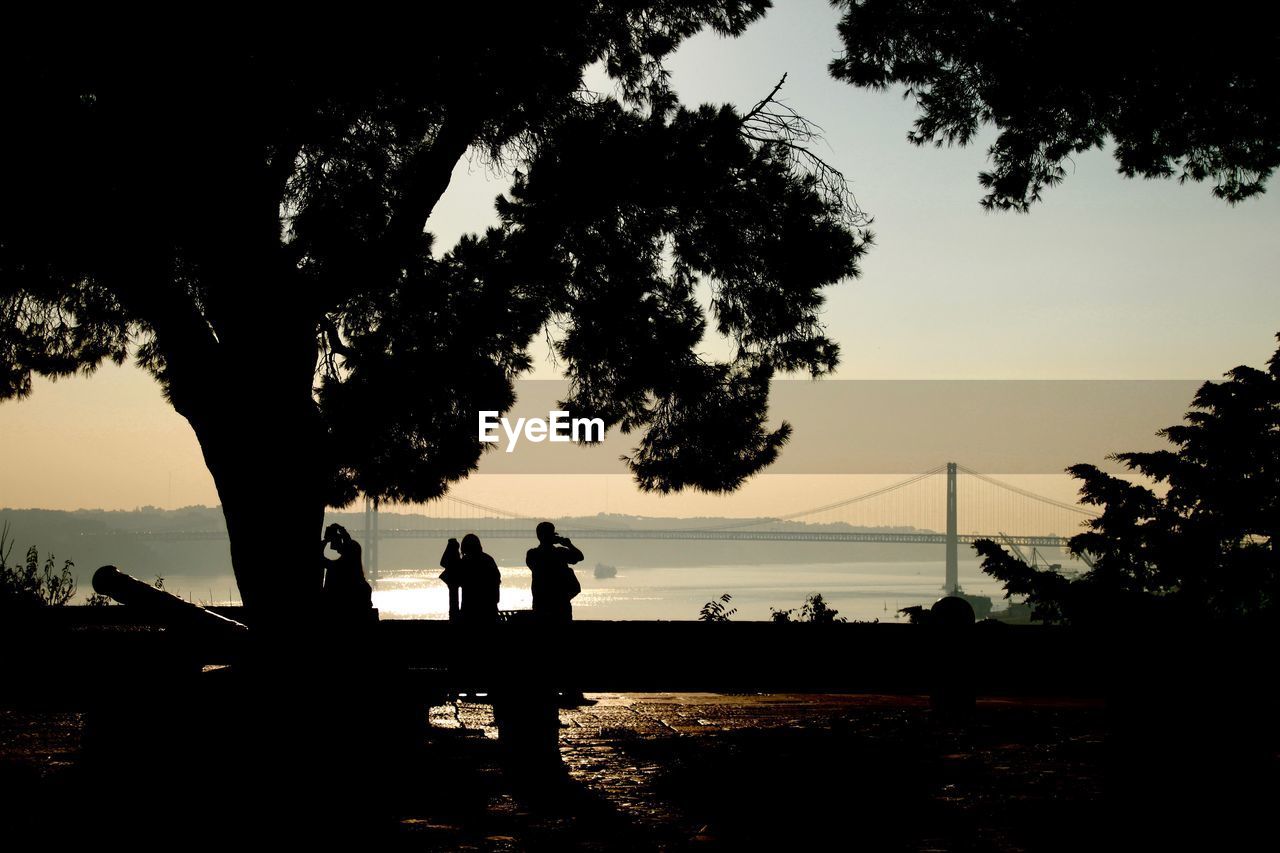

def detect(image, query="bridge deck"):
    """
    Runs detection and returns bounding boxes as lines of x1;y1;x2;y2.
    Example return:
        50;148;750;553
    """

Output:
80;528;1071;546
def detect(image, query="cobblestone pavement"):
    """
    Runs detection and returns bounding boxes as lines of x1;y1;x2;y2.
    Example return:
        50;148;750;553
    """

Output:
8;683;1277;850
2;695;1109;849
417;693;1108;849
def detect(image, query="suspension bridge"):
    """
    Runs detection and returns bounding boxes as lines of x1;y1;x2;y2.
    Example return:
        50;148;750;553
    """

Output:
353;463;1095;593
105;462;1093;594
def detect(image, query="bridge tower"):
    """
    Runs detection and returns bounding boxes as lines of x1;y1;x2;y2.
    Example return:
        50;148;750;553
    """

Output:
363;497;380;576
945;462;960;594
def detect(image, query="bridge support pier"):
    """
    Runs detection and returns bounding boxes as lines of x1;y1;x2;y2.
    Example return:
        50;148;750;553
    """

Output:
945;462;959;594
364;497;380;576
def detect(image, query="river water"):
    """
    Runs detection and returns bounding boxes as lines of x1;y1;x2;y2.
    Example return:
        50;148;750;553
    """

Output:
370;560;1004;622
153;559;1008;621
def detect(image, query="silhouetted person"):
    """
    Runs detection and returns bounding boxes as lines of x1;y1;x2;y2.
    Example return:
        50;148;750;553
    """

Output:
525;521;593;708
321;523;373;622
525;521;583;622
439;533;501;623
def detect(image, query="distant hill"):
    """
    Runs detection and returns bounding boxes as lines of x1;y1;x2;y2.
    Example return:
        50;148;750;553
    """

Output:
0;506;956;596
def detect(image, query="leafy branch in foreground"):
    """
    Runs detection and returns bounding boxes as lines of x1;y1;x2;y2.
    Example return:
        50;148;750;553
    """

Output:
830;0;1278;210
0;522;77;609
699;593;738;622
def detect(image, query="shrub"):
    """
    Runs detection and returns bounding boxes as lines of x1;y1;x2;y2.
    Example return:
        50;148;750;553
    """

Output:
699;593;737;622
0;522;77;609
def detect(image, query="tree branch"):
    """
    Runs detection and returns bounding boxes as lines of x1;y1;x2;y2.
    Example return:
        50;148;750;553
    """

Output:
384;108;485;266
739;76;871;230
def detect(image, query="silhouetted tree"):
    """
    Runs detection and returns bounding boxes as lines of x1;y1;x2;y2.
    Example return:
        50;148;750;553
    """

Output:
830;1;1279;210
0;10;869;618
976;335;1280;625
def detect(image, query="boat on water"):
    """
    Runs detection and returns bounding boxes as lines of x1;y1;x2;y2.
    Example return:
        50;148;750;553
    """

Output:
593;562;618;579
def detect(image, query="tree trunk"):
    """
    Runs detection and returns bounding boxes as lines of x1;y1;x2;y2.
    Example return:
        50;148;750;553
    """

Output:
177;358;329;627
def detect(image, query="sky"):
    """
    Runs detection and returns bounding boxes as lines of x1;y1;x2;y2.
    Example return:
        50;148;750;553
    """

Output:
1;0;1277;516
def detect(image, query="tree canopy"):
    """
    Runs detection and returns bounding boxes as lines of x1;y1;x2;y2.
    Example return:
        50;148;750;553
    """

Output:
322;92;867;504
830;0;1280;210
976;335;1280;626
0;8;870;606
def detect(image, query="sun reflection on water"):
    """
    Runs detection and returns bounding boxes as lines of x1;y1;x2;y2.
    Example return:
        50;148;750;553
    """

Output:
372;566;535;618
369;561;997;622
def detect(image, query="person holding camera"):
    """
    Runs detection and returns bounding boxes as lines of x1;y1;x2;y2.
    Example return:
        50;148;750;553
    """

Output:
525;521;583;623
524;521;595;707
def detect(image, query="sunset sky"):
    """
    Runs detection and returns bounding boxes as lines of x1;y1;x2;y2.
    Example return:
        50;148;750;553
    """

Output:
2;0;1276;517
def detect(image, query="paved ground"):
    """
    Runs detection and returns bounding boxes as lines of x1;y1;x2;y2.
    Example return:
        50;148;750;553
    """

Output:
21;691;1267;849
408;692;1108;850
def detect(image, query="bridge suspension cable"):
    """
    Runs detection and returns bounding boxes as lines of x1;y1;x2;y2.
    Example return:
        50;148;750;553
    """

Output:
386;461;1097;541
954;464;1098;517
692;465;949;530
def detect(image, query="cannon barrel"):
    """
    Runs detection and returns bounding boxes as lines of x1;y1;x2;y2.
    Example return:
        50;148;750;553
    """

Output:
92;565;249;635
